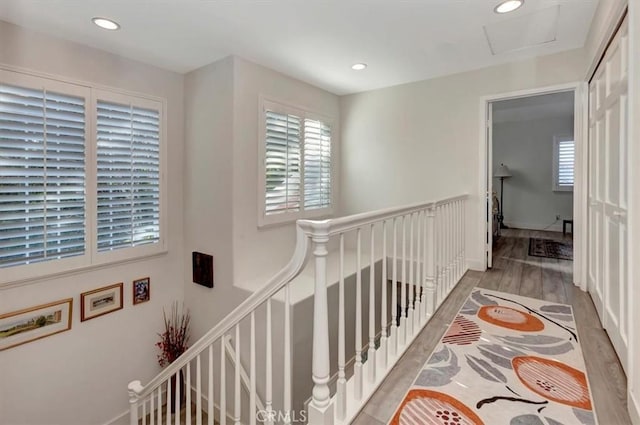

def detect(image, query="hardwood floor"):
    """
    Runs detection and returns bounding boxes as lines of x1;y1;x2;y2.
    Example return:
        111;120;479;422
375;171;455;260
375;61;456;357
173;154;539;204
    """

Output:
353;229;631;425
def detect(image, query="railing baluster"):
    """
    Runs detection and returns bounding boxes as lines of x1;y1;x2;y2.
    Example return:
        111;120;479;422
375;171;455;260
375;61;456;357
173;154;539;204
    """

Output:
156;386;162;425
196;355;202;425
208;345;213;425
250;311;256;425
174;369;180;425
234;325;241;425
401;215;407;346
408;213;415;336
165;379;171;425
462;200;466;275
284;284;291;425
337;233;347;419
426;205;436;316
368;223;376;383
415;211;422;327
142;398;147;425
355;227;363;399
436;206;442;304
391;217;398;355
380;220;388;368
220;339;226;425
449;202;454;292
186;363;192;425
421;209;428;322
150;391;155;425
265;298;274;425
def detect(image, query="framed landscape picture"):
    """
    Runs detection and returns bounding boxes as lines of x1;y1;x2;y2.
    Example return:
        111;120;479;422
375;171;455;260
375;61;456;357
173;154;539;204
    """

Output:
81;283;123;321
0;298;73;351
133;277;150;305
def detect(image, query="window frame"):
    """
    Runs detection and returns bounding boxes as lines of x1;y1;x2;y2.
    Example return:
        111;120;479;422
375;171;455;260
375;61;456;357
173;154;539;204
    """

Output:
0;67;167;286
552;135;575;192
258;98;334;227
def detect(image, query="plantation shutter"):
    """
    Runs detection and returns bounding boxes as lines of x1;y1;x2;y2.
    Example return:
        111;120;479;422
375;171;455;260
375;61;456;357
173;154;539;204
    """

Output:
0;83;86;267
557;140;575;187
96;100;160;251
264;110;301;215
303;119;331;210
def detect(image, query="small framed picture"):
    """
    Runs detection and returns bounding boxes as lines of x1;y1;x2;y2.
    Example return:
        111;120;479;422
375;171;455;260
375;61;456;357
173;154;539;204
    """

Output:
81;283;123;322
133;277;151;305
0;298;73;351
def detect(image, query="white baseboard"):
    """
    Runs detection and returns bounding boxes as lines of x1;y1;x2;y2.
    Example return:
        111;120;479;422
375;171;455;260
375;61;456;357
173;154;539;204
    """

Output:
630;389;640;425
466;258;485;271
503;221;566;233
103;410;128;425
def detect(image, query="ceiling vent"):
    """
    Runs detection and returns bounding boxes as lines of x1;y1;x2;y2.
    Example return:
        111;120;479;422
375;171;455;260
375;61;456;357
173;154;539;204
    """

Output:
484;6;559;55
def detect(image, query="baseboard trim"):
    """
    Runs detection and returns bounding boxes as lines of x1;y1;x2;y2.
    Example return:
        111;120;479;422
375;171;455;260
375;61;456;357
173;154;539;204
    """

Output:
103;410;128;425
629;389;640;425
503;221;565;233
466;258;485;271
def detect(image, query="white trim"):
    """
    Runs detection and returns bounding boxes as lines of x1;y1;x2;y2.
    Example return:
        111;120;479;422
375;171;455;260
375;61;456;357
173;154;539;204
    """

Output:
466;258;486;272
631;389;640;425
479;82;585;289
502;221;565;233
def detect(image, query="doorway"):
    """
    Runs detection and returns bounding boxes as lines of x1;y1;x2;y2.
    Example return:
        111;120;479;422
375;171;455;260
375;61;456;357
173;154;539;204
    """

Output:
480;83;585;283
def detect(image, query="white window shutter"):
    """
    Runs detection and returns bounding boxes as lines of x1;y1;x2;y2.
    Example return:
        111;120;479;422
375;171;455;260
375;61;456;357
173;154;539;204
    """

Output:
557;140;575;188
264;110;301;215
96;100;160;251
0;83;86;267
304;119;331;210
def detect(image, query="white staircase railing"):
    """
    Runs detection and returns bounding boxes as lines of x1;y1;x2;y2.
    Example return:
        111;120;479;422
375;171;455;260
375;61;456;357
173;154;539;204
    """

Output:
128;194;468;425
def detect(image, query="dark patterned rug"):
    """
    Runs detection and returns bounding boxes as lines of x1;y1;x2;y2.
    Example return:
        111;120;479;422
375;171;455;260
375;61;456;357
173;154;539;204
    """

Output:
528;238;573;260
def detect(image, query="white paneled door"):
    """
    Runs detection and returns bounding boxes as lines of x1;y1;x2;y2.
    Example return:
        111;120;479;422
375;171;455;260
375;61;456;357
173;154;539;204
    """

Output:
588;16;629;372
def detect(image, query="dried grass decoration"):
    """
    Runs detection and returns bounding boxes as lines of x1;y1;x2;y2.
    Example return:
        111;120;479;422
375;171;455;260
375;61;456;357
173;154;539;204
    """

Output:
156;302;191;367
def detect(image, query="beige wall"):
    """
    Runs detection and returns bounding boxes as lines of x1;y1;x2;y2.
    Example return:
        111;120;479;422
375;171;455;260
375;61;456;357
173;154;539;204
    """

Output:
493;116;574;231
182;56;250;342
339;48;586;270
0;21;185;425
231;57;340;287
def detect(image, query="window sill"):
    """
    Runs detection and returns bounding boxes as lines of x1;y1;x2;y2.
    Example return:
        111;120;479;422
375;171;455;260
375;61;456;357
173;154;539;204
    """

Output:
0;248;169;291
258;208;334;229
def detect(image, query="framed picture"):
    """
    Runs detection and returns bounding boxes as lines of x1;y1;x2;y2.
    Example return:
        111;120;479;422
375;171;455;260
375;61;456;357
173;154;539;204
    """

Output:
0;298;73;351
81;283;123;321
193;251;214;288
133;277;151;305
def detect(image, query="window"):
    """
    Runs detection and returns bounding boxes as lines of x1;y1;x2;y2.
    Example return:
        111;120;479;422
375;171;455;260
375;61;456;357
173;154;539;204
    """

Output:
0;81;86;268
96;98;160;252
0;70;164;284
553;136;575;191
260;100;332;225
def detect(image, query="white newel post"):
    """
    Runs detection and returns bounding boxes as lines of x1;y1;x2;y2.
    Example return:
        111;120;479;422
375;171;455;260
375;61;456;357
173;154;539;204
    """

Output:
308;228;335;425
425;205;436;316
128;380;142;425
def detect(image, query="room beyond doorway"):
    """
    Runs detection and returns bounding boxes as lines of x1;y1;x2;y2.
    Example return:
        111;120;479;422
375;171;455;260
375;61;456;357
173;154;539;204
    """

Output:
480;84;584;280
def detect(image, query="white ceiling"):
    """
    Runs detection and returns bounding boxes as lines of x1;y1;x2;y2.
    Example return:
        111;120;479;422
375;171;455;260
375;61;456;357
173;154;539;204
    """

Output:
0;0;599;95
492;91;575;123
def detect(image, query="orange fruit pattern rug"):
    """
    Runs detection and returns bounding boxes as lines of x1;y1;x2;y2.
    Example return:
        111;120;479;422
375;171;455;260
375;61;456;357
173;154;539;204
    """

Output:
389;289;596;425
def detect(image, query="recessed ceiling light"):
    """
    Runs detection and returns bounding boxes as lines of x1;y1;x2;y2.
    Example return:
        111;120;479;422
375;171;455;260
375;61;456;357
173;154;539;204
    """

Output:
351;63;367;71
494;0;524;14
92;17;120;30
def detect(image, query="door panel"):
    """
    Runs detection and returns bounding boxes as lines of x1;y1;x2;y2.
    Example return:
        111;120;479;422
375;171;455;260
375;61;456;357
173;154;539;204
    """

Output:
587;16;628;373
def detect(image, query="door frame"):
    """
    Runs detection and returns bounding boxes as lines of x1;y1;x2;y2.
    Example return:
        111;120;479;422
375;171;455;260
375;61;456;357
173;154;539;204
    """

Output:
478;82;588;290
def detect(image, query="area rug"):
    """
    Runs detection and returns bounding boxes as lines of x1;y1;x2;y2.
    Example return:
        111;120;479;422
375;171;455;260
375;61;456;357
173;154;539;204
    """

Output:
528;238;573;261
389;289;595;425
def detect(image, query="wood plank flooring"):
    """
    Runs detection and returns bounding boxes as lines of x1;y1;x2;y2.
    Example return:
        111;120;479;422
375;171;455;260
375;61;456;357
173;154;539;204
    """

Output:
353;229;631;425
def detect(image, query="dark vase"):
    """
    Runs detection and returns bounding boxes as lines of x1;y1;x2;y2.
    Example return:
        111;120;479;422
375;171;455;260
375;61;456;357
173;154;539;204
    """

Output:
169;370;185;414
